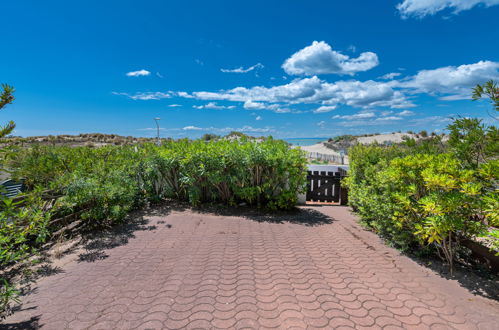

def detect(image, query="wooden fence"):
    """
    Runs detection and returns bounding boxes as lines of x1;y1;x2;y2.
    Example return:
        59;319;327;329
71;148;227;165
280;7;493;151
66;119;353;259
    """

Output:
306;152;346;164
306;169;348;204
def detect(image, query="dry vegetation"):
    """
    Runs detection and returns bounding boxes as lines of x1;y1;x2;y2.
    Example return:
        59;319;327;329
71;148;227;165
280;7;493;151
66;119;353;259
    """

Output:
1;133;167;147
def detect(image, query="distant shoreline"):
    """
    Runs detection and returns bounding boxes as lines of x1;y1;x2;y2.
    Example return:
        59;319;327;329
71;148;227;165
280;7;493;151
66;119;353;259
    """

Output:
283;137;327;146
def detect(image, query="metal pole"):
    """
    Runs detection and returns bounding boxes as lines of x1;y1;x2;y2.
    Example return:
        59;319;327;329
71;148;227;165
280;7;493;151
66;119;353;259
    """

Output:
154;117;161;146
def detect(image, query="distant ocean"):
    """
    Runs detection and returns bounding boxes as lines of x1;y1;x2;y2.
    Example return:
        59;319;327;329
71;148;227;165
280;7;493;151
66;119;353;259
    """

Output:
283;138;326;146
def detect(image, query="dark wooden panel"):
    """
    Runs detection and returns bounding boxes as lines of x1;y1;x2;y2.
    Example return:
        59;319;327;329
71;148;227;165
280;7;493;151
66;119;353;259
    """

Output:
306;170;342;203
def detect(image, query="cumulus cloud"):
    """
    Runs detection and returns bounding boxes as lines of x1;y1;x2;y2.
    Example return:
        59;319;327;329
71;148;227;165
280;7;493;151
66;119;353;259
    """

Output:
314;105;337;113
408;115;453;127
282;41;379;76
397;0;499;18
255;116;262;121
399;110;415;116
179;76;413;110
117;58;496;115
183;126;203;130
236;125;272;133
167;104;182;107
333;112;376;120
399;60;499;99
243;100;267;110
221;63;264;73
193;102;235;109
112;91;172;100
182;125;273;133
126;69;151;77
376;116;403;121
379;72;402;80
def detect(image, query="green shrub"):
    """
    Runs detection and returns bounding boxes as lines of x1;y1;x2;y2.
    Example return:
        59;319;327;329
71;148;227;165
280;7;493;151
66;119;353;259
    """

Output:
1;138;307;317
345;120;498;272
6;138;307;231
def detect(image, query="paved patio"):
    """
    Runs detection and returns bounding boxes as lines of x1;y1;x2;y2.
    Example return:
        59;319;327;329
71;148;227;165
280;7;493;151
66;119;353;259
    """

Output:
2;206;498;329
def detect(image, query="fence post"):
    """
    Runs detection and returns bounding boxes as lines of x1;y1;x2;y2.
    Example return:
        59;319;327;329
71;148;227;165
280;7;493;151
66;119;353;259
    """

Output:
339;169;348;205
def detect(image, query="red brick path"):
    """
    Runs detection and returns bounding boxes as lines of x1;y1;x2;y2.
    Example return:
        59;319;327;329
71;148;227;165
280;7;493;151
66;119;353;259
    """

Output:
2;206;498;329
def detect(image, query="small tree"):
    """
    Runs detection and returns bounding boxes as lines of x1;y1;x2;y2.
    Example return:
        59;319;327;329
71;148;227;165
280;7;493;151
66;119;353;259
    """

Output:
0;84;15;138
472;80;499;113
201;133;220;141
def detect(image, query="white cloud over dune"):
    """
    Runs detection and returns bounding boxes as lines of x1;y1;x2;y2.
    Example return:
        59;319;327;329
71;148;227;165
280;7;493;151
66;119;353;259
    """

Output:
399;60;499;99
180;76;412;111
282;41;379;76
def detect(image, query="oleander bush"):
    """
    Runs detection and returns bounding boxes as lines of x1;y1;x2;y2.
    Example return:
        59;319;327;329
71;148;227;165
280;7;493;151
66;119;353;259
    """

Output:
10;137;307;212
2;139;308;266
1;137;307;317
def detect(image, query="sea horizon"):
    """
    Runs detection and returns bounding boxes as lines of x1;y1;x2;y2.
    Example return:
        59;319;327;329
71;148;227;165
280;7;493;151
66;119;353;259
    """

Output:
282;137;327;146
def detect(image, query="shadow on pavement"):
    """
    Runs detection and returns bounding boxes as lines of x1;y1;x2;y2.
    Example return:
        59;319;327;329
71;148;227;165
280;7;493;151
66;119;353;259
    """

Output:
409;253;499;301
77;203;176;263
187;204;335;226
0;315;41;329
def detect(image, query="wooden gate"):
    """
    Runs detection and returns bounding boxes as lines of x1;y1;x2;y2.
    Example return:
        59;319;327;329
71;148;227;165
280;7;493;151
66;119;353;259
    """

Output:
306;169;347;204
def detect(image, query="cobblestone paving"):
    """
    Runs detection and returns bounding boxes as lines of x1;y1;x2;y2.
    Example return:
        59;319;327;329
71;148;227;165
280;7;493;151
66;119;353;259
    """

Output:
2;206;498;329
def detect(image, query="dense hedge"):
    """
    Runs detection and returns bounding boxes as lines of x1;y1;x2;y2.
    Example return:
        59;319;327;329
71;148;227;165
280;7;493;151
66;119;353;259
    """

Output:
344;122;498;270
1;137;307;316
3;138;307;254
11;138;307;213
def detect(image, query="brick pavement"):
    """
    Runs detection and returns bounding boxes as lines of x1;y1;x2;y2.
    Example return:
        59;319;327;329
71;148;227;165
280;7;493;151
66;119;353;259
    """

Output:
2;206;498;329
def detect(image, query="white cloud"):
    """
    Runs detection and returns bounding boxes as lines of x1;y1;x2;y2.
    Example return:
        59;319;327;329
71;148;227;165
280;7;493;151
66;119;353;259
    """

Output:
193;102;235;109
236;125;273;133
221;63;264;73
255;116;262;121
399;110;415;116
399;60;499;99
183;126;203;130
156;72;164;78
376;116;403;121
118;59;496;114
243;100;267;110
180;76;413;110
317;120;326;128
282;41;379;76
314;105;337;113
177;91;193;99
195;59;204;66
379;72;402;80
333;112;376;120
182;125;273;133
112;91;172;100
168;104;182;107
397;0;499;18
126;69;151;77
408;115;453;126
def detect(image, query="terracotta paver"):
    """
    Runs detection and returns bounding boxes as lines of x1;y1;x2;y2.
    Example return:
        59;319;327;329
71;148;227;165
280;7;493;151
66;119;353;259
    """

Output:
2;206;498;329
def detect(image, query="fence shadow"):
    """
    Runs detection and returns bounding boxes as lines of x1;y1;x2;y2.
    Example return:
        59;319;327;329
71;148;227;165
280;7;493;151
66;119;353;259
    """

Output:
188;204;334;226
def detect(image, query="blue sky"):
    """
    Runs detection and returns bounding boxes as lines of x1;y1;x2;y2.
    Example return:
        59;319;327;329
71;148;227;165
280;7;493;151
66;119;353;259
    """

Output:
1;0;499;138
